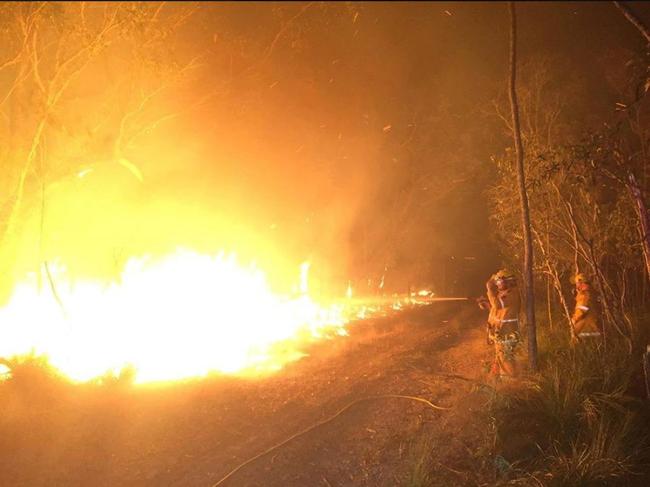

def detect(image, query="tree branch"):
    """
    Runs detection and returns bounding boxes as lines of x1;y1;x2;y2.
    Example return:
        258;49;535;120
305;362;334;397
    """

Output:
614;1;650;44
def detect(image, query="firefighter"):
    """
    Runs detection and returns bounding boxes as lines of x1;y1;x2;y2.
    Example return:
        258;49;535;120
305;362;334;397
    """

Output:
571;273;602;345
486;269;521;378
475;295;493;343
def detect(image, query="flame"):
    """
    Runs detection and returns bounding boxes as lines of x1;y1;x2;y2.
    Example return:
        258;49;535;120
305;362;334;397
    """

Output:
299;261;310;294
0;250;348;384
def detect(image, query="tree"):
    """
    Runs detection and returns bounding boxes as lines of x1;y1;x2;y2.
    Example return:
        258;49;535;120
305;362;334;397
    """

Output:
489;52;646;350
0;2;200;298
612;1;650;285
614;1;650;44
508;2;537;371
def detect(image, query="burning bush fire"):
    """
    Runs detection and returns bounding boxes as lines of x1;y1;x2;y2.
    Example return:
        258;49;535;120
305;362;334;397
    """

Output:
0;250;351;383
1;2;650;486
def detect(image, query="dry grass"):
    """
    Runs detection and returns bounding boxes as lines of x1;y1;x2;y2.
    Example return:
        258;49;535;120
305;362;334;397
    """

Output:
492;327;650;486
405;434;436;487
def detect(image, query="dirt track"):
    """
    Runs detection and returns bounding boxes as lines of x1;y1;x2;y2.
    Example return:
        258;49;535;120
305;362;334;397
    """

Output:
0;302;497;486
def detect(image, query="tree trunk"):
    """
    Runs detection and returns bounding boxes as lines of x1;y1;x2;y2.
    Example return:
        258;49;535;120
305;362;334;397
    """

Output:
508;2;538;371
533;227;573;337
614;1;650;44
628;173;650;283
545;224;553;330
613;1;650;284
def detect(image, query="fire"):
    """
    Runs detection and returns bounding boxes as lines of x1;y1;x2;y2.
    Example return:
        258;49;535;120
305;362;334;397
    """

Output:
0;250;348;384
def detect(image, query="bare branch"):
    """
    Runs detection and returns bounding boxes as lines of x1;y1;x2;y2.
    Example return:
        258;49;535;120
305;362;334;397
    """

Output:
492;98;513;133
151;1;166;23
114;54;203;158
262;2;313;65
31;28;46;96
614;1;650;44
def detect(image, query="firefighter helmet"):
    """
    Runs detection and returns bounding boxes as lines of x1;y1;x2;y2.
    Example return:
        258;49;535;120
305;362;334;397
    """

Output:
495;269;515;281
573;273;589;284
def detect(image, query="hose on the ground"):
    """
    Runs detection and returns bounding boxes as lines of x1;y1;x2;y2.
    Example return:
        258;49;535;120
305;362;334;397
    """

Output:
210;394;449;487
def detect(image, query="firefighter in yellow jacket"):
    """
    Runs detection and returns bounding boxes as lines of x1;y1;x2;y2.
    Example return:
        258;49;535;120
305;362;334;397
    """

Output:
486;269;521;378
571;273;602;345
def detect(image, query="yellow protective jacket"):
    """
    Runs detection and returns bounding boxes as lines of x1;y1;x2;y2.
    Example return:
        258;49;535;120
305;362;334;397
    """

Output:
486;280;499;328
494;287;520;335
572;289;601;336
486;281;520;334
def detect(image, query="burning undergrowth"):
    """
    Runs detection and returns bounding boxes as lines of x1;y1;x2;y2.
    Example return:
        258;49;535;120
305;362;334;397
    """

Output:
0;249;431;386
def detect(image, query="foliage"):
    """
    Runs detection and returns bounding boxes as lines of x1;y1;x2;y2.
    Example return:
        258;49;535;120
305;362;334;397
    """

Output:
488;55;650;345
493;327;650;486
406;434;436;487
0;2;199;298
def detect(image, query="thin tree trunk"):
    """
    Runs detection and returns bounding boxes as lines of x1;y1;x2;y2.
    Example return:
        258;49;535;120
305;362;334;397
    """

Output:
533;227;572;336
546;224;553;330
508;2;538;371
628;173;650;283
613;1;650;285
546;273;553;330
571;215;580;274
614;1;650;44
38;182;45;292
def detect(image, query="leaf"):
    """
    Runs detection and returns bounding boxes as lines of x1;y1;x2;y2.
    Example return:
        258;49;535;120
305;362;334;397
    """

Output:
118;158;143;182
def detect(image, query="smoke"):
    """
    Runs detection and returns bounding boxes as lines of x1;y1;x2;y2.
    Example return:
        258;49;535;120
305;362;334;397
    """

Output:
1;2;647;302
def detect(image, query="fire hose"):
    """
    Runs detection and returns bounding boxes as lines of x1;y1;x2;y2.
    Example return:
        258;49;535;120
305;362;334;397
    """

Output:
209;394;450;487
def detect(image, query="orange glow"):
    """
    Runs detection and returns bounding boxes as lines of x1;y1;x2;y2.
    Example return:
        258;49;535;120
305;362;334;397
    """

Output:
0;251;348;384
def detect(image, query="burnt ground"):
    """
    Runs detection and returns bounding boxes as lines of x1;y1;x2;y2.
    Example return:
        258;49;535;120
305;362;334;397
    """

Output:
0;302;502;487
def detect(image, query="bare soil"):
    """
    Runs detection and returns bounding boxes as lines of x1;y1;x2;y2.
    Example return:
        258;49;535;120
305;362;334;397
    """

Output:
0;302;500;486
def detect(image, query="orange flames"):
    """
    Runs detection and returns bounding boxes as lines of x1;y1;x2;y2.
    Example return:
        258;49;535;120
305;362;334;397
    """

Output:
0;250;348;384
